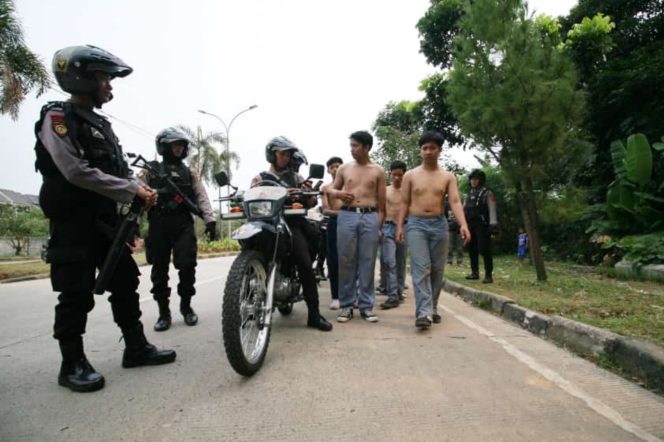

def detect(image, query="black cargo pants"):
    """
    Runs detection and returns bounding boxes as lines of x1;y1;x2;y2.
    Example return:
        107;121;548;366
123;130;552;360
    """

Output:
146;211;197;301
48;211;142;341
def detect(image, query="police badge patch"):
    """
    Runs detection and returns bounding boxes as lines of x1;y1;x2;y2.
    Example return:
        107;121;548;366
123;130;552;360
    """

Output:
50;114;68;137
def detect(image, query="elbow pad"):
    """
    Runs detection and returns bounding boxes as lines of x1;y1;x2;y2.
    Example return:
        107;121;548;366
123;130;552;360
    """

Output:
488;194;497;225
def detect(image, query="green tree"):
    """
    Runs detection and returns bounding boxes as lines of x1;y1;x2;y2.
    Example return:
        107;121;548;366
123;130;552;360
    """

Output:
0;206;48;255
371;100;462;173
0;0;50;120
417;0;464;70
563;0;664;200
177;125;235;185
447;0;591;281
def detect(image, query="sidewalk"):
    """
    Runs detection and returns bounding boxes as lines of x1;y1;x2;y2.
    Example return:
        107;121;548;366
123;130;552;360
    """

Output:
442;278;664;394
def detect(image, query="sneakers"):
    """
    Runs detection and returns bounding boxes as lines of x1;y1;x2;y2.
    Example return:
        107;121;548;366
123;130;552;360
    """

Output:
360;310;379;323
415;316;432;329
330;299;340;310
398;294;405;303
336;307;353;323
465;273;479;280
432;313;442;324
380;298;400;310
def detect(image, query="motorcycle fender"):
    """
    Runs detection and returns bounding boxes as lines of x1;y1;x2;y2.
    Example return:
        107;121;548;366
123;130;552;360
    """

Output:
232;221;276;240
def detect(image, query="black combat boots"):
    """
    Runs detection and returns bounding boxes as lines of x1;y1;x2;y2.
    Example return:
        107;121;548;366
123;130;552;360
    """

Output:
180;297;198;326
154;299;171;332
121;323;177;368
58;337;105;392
307;310;333;332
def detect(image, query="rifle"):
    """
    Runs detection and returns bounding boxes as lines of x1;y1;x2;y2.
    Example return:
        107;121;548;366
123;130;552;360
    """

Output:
132;154;204;219
93;196;144;294
93;154;205;294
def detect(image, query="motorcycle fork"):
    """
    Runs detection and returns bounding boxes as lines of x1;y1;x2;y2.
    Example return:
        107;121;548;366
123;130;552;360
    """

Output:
262;227;282;328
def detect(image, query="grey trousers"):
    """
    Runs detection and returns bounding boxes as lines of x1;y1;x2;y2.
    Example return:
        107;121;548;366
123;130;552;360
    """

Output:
337;210;380;311
406;216;449;319
381;222;406;301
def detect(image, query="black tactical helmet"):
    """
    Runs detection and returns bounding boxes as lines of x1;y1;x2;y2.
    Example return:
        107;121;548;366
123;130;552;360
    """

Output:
469;169;486;185
265;136;298;164
289;148;308;172
52;45;132;96
155;127;191;157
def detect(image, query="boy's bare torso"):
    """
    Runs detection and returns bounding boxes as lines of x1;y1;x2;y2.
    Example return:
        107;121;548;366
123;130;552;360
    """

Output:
337;162;384;208
405;166;453;217
385;185;402;222
322;183;344;214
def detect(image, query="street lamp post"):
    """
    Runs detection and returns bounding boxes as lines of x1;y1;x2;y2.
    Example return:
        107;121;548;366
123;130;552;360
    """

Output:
198;105;258;239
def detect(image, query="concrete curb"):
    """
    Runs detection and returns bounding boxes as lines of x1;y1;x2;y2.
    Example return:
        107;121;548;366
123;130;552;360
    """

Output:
0;273;50;283
443;278;664;392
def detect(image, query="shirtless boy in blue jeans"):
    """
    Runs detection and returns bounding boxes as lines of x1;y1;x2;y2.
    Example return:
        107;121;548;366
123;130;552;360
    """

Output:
396;131;470;329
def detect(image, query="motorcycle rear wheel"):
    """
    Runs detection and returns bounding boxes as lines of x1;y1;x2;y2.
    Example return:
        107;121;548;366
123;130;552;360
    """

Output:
222;250;272;376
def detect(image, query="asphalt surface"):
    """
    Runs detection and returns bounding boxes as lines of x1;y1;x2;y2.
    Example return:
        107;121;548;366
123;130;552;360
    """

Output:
1;256;663;441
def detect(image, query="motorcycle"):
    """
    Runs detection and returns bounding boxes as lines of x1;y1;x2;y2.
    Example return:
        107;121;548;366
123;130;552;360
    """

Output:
215;164;325;376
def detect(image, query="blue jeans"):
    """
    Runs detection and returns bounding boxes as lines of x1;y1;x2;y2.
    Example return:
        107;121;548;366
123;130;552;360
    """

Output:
406;216;449;319
326;216;339;300
337;210;380;311
381;222;406;301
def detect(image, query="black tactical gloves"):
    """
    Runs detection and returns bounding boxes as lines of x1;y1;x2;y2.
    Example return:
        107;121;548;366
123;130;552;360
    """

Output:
205;222;217;241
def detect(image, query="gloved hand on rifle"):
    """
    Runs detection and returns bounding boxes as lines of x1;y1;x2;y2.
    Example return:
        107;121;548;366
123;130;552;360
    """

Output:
205;222;217;242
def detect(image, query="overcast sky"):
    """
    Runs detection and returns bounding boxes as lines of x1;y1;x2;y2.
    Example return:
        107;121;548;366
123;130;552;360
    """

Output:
2;0;578;200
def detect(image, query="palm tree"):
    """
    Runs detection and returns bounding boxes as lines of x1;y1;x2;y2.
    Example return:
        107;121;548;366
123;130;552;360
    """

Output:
0;0;51;120
219;149;241;181
178;125;240;186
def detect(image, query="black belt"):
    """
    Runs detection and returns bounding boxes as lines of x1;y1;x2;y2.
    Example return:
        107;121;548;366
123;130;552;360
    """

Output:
341;206;376;214
384;220;405;225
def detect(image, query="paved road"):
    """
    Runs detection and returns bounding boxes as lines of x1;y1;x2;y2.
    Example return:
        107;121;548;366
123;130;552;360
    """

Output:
1;256;663;441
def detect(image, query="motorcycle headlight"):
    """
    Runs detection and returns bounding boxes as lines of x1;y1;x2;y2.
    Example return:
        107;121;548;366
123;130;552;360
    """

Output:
247;201;273;218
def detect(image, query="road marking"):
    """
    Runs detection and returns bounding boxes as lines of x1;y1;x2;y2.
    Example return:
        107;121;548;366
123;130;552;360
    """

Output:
440;305;662;442
139;275;226;304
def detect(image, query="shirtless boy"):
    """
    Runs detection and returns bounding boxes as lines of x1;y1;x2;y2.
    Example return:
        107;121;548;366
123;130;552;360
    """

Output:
322;156;344;310
329;131;386;323
379;160;407;310
396;131;470;329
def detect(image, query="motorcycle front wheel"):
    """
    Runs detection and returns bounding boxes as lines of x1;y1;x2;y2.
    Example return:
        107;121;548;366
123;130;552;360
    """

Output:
222;250;272;376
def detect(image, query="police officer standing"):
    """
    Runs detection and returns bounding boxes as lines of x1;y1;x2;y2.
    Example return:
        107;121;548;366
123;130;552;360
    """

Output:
35;45;176;392
144;128;216;331
463;169;498;283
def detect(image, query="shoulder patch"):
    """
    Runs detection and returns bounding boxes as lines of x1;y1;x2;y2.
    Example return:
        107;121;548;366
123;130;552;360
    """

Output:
50;113;68;137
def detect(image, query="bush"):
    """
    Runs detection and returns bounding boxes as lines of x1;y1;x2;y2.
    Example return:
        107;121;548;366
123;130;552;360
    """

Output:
197;238;240;253
600;231;664;268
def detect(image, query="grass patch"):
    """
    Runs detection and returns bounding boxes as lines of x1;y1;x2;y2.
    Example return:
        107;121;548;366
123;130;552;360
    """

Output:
445;256;664;347
0;261;49;280
0;249;238;282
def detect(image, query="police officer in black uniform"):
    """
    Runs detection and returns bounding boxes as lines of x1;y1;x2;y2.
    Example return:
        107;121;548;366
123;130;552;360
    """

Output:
143;127;216;331
463;169;498;283
35;45;176;393
252;137;333;331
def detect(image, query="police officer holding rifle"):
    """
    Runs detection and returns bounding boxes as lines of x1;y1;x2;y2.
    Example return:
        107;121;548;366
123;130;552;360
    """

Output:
35;45;176;393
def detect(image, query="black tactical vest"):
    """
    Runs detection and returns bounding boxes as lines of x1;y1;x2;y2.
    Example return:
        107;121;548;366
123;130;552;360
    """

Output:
35;101;129;178
259;169;299;188
34;101;130;218
464;187;490;225
149;161;196;216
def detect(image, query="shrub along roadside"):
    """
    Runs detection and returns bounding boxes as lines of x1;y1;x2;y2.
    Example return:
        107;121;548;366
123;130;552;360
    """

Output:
443;256;664;348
